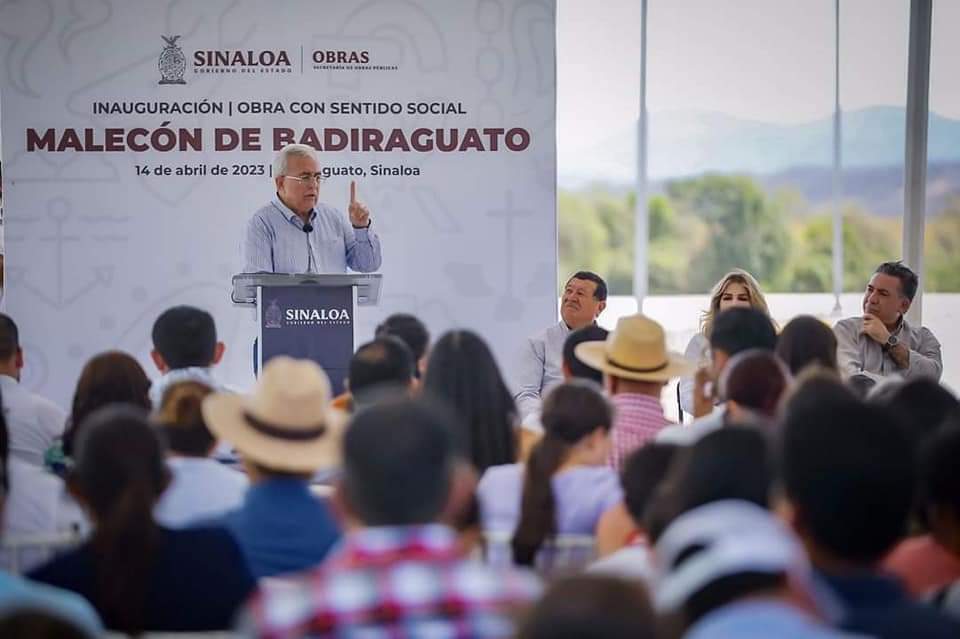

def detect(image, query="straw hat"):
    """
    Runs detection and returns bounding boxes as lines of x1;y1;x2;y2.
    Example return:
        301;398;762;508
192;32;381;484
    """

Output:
202;357;344;473
575;314;694;382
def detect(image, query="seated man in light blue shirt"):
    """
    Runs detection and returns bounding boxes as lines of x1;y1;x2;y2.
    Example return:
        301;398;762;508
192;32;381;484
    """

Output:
514;271;607;427
242;143;382;274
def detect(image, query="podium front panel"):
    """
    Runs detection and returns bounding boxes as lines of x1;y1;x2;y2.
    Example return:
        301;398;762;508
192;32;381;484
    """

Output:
257;284;357;394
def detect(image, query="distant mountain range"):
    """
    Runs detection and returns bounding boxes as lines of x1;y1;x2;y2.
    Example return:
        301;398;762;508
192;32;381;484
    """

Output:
560;106;960;216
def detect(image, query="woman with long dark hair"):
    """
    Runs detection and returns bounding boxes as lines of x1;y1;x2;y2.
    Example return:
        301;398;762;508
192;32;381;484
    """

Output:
477;380;622;571
422;330;517;473
46;351;151;475
28;405;254;634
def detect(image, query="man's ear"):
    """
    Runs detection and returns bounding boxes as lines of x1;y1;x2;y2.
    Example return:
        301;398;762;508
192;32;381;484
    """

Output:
330;479;361;532
150;349;168;373
899;296;911;317
211;341;226;366
596;300;607;317
14;347;23;371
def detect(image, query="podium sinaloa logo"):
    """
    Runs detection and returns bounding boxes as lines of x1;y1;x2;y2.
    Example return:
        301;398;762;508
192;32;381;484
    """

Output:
158;35;187;85
285;307;352;326
264;300;283;329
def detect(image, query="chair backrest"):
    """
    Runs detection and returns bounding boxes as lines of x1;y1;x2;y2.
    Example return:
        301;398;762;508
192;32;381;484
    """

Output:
481;530;597;578
0;532;84;574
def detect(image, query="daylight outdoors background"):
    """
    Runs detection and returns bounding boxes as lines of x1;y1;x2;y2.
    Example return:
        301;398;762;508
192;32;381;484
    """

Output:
557;0;958;397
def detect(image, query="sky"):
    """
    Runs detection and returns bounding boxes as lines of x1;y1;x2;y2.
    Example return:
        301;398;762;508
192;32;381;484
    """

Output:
558;0;960;153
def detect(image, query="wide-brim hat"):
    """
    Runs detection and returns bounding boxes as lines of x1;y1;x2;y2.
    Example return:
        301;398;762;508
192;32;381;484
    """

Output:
575;314;694;382
202;356;345;473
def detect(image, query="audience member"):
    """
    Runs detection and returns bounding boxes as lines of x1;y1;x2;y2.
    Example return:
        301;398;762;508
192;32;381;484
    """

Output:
778;378;960;638
717;349;791;426
28;405;254;634
834;261;942;382
562;324;610;385
0;397;102;637
375;312;431;380
658;307;777;444
655;500;845;639
515;324;611;452
670;427;773;515
202;357;342;578
577;313;693;470
885;417;960;599
0;314;66;467
873;377;960;451
346;335;415;411
478;381;621;572
776;315;838;376
679;269;774;415
241;397;542;638
0;609;97;639
50;351;151;474
517;575;656;639
152;381;248;528
515;271;607;424
591;443;679;580
149;305;226;406
423;329;517;473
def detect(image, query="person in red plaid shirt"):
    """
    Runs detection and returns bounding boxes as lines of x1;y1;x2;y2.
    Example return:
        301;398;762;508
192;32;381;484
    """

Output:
575;314;694;472
239;398;542;639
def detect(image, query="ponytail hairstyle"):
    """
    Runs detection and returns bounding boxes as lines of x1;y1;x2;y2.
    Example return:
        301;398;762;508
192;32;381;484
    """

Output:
68;404;169;635
511;380;613;566
155;381;216;457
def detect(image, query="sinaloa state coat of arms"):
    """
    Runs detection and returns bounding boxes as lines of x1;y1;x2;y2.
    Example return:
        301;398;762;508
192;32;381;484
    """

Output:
158;35;187;85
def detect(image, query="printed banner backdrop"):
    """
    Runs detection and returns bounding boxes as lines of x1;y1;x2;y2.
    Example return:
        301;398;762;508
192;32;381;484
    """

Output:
0;1;557;406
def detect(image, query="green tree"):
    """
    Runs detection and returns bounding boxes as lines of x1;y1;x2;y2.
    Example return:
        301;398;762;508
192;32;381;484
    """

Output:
666;175;791;292
925;201;960;292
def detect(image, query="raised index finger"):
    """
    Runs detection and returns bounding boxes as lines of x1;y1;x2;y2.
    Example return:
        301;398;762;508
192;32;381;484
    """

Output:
350;180;357;205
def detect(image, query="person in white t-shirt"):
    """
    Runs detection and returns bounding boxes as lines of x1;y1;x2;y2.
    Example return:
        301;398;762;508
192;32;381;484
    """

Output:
0;314;66;467
152;381;247;528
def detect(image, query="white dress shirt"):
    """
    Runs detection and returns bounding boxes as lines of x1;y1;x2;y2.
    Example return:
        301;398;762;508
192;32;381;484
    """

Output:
154;456;249;528
0;375;66;467
2;458;89;572
513;321;570;423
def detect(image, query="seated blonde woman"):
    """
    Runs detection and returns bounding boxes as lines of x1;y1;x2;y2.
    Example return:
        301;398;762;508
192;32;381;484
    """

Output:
680;269;775;417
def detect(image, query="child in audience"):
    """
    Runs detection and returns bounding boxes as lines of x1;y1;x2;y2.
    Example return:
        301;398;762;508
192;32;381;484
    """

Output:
28;405;254;634
590;443;679;582
886;416;960;600
776;315;839;376
477;380;621;573
152;381;248;527
517;575;656;639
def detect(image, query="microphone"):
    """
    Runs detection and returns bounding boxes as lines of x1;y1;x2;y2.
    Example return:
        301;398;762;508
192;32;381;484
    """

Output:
302;223;313;233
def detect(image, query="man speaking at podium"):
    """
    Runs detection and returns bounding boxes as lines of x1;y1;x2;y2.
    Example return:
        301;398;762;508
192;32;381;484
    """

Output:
242;144;382;274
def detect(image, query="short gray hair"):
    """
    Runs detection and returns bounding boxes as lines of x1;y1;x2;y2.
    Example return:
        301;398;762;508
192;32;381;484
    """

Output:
273;143;317;177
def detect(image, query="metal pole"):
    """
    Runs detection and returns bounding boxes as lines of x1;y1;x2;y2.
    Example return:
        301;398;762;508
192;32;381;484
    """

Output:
903;0;932;325
634;0;649;311
831;0;843;315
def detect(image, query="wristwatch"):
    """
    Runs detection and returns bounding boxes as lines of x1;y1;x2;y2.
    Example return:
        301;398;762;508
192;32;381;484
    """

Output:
883;334;899;351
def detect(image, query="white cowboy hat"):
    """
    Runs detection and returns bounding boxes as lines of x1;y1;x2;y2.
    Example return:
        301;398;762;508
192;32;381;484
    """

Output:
575;314;694;382
202;357;345;473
